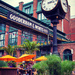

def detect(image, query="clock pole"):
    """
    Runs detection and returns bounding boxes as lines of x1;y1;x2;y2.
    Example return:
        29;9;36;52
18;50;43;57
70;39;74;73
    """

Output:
51;18;59;55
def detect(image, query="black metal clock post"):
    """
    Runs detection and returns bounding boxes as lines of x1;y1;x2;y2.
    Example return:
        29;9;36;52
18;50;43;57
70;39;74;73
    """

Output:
41;0;68;55
51;19;59;55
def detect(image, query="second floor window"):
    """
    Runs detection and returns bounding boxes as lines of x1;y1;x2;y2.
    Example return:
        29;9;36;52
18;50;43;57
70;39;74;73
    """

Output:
25;7;30;14
37;13;46;20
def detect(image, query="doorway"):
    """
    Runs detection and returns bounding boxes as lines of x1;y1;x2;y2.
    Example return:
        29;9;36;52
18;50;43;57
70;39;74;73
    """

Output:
63;49;72;61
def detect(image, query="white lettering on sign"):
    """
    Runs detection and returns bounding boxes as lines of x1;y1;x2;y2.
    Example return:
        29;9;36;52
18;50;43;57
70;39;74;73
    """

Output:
9;13;49;34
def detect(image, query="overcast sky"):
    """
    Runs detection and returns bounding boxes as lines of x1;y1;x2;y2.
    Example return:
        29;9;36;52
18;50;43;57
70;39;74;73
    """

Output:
2;0;75;17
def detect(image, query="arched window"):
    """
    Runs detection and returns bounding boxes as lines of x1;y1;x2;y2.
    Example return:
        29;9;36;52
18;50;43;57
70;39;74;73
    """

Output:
63;49;72;61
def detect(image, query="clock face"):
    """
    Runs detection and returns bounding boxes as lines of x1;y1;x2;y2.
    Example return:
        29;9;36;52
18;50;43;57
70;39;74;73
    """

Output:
41;0;58;11
61;0;68;13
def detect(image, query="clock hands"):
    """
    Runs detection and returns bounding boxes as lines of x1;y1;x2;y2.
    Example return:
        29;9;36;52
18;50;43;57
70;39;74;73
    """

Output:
48;0;54;4
63;3;67;7
47;0;57;4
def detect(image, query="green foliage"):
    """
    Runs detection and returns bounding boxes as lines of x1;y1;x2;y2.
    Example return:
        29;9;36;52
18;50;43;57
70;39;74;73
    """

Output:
1;45;17;56
33;61;49;75
32;55;75;75
0;61;8;67
61;60;75;75
22;39;40;54
45;55;61;75
33;55;61;75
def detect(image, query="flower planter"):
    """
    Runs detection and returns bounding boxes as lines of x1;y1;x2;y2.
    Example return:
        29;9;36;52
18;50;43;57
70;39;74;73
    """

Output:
0;67;17;75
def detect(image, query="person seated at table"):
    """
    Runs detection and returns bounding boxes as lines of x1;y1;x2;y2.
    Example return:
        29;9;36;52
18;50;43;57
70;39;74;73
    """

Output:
26;64;32;75
18;64;24;75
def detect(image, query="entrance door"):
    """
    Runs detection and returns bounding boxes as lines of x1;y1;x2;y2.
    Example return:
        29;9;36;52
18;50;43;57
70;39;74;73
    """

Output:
63;49;72;61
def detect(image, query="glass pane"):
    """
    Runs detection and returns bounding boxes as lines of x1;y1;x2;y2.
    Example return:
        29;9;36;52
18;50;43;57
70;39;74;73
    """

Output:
25;7;30;14
12;39;15;43
0;41;1;46
38;13;41;20
1;34;4;40
25;9;27;13
12;32;15;38
42;13;45;19
0;41;3;46
28;8;29;14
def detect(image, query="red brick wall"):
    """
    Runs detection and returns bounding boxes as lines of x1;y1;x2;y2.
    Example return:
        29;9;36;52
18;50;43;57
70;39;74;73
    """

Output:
17;2;24;59
63;6;70;39
70;18;75;41
57;20;62;31
16;30;22;66
63;19;70;39
33;34;37;63
33;0;37;18
17;30;22;45
19;2;24;11
5;25;9;47
58;43;75;61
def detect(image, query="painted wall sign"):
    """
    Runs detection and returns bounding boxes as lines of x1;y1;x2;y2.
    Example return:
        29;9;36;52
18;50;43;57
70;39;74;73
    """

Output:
7;12;49;34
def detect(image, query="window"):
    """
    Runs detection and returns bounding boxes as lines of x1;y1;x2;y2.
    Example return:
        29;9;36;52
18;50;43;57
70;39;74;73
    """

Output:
8;27;18;46
25;7;30;14
63;49;72;61
37;13;46;20
21;31;33;44
9;32;18;45
42;13;46;19
0;24;5;47
37;35;41;44
0;34;5;47
38;13;41;20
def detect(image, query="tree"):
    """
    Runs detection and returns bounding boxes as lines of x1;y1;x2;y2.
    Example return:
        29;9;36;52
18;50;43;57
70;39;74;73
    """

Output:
45;55;61;75
61;60;75;75
22;39;40;54
1;45;17;56
33;61;49;75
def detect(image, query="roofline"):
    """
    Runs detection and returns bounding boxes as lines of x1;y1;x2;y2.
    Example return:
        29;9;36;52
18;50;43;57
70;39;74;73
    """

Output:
16;1;33;8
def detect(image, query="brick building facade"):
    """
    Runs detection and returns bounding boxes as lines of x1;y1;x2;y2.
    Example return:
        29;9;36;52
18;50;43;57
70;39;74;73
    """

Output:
0;0;75;61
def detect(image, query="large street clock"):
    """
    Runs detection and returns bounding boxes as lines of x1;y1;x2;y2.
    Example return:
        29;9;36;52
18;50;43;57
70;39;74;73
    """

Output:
42;0;58;11
41;0;68;20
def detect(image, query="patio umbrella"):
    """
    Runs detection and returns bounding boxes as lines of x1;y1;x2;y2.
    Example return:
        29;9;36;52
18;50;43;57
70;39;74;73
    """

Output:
0;55;17;61
25;59;34;61
34;56;47;61
15;54;29;62
15;54;36;62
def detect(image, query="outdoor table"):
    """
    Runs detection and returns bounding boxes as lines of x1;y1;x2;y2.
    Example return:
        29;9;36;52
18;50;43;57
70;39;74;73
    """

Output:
0;67;17;75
